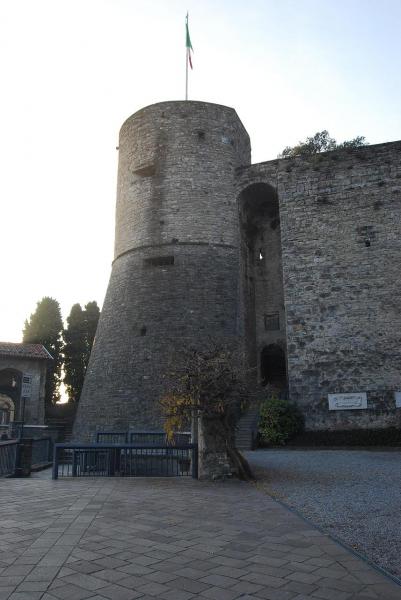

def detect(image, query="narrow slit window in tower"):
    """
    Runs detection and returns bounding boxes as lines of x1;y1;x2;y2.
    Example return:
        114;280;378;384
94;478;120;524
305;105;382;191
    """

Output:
144;256;174;267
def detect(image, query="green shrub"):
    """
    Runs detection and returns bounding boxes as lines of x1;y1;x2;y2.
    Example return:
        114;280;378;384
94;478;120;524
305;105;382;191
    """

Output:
259;397;304;446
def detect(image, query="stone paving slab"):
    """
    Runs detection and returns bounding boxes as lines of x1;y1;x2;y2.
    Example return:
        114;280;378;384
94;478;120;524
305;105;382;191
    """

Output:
245;449;401;580
0;474;400;599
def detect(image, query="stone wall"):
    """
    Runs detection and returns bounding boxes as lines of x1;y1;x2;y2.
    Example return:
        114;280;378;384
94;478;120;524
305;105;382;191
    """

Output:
237;141;401;429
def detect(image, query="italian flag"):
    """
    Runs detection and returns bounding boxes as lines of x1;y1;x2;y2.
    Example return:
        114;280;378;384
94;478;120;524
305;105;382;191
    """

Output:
186;13;193;69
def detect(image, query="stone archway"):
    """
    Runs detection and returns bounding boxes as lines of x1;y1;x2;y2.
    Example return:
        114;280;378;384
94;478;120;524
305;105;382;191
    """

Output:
239;182;288;392
0;369;22;420
0;394;15;424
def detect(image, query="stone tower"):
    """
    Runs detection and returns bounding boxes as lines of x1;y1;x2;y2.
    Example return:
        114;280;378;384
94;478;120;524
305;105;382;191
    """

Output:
73;101;251;441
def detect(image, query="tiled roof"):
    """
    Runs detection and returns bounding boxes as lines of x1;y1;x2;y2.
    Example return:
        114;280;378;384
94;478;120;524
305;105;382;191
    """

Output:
0;342;53;360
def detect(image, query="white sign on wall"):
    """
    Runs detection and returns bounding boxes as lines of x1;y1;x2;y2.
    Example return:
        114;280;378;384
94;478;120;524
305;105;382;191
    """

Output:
395;392;401;408
328;393;367;411
21;374;32;399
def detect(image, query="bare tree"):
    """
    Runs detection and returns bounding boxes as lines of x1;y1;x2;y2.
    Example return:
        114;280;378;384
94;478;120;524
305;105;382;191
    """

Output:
160;342;257;480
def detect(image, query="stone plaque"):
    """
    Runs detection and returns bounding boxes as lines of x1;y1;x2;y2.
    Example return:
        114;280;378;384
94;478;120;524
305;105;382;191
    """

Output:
395;392;401;408
328;393;367;410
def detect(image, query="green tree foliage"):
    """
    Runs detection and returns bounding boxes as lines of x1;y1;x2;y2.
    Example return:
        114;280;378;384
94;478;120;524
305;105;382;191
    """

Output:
63;301;100;403
259;396;304;446
23;297;64;406
279;130;367;158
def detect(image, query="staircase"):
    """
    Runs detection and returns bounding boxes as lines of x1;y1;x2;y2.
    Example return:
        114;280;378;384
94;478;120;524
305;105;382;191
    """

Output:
235;405;260;451
45;416;75;442
61;421;74;442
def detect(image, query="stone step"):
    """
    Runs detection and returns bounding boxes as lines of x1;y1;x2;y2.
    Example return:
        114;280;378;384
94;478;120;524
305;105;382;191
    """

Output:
235;406;260;451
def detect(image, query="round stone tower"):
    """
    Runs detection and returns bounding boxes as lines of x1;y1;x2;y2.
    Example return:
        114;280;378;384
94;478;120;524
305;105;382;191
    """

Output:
73;101;251;441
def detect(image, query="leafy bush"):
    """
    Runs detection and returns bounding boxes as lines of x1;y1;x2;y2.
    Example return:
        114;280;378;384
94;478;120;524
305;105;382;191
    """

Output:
278;130;366;158
259;397;304;446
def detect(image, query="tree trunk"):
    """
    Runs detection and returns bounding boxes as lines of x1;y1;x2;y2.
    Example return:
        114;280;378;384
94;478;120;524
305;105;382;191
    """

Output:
197;415;254;481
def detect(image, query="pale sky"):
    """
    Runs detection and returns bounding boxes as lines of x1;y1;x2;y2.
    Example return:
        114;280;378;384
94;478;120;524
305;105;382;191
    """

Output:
1;0;401;342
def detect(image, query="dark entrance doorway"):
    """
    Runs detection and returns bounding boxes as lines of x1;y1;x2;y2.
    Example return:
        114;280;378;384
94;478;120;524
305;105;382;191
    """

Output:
260;344;287;389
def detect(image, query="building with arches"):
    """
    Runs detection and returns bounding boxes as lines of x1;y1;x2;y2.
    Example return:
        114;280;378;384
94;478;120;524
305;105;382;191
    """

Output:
73;101;401;440
0;343;51;433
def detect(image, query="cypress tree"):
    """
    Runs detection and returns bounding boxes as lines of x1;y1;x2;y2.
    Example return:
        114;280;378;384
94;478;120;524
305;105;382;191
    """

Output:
63;304;87;403
23;297;64;406
63;301;100;403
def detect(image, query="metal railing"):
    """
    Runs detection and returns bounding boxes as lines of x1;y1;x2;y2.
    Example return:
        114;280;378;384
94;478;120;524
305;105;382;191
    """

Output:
129;431;191;445
52;443;198;479
0;424;10;439
31;437;53;468
96;431;128;444
0;440;18;477
96;431;191;446
171;432;192;445
129;431;166;445
0;422;23;440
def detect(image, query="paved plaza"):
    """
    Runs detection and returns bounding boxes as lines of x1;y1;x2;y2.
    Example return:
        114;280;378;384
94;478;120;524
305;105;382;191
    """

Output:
246;449;401;580
0;472;400;600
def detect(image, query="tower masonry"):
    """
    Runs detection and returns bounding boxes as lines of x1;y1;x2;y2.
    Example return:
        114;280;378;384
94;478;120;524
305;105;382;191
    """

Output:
74;101;251;440
74;99;401;441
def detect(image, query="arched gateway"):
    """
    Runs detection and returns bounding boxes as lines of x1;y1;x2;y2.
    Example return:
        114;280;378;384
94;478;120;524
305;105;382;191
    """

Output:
239;182;288;393
0;394;15;424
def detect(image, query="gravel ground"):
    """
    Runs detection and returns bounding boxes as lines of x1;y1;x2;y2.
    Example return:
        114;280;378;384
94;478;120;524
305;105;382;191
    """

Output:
245;448;401;580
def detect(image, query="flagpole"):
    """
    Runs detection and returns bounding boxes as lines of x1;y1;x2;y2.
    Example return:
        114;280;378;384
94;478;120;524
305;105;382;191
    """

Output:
185;11;193;101
185;12;189;101
185;47;188;101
